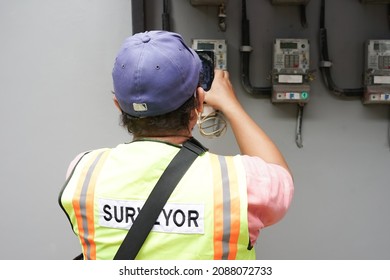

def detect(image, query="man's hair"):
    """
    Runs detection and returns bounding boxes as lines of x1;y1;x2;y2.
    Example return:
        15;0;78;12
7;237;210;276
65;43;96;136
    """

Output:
120;95;197;137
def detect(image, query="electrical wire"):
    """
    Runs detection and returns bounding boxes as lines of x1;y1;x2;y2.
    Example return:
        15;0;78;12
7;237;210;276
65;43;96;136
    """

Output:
300;4;308;28
319;0;363;98
162;0;170;31
197;109;227;138
240;0;272;97
295;104;304;148
131;0;145;34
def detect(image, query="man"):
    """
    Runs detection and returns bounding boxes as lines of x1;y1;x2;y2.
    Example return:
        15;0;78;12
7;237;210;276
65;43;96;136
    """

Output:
59;30;294;260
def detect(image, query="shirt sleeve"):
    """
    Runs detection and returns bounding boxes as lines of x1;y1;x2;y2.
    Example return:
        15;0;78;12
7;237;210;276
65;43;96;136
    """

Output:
241;155;294;246
65;152;89;180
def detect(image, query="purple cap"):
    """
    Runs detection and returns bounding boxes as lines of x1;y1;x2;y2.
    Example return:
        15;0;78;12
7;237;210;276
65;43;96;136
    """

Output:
112;31;202;117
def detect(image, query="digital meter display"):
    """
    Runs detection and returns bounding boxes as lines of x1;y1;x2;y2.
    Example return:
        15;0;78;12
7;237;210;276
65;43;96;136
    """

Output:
280;42;298;49
374;42;390;52
197;42;215;50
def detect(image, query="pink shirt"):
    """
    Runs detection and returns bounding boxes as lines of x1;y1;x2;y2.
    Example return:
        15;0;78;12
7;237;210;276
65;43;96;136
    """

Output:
241;155;294;246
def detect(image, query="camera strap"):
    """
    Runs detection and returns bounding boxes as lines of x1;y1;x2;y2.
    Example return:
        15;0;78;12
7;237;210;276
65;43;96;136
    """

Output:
113;137;207;260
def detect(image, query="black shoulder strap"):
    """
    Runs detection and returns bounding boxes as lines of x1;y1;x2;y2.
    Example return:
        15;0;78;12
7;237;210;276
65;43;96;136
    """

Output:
113;137;207;260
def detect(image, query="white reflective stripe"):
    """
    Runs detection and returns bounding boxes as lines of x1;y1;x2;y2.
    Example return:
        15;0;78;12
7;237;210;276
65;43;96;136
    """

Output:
218;156;231;260
73;149;111;260
213;155;241;260
79;151;106;259
98;198;205;234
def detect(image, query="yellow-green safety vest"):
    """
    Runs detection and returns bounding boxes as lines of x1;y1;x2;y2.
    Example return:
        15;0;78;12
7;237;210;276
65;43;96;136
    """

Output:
59;141;256;260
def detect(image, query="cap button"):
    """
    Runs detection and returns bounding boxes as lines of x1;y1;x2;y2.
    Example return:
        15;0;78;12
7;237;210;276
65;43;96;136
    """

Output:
142;34;151;43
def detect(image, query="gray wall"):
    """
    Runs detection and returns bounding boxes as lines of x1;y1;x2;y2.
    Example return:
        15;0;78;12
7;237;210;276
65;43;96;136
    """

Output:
1;0;389;260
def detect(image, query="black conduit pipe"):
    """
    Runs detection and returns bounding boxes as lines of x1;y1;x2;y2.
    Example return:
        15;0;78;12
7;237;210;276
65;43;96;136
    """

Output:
131;0;146;34
162;0;171;31
240;0;272;97
300;4;308;28
319;0;363;98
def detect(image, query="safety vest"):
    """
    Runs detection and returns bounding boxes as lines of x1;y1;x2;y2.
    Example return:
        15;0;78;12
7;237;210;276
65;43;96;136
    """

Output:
59;140;256;260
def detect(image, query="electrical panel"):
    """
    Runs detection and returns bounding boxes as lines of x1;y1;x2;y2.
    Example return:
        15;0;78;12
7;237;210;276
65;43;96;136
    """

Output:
360;0;390;4
190;0;224;6
271;0;310;5
363;40;390;104
271;38;311;103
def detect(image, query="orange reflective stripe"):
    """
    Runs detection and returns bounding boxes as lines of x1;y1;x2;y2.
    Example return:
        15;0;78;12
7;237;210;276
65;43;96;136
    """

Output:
225;156;240;260
72;154;97;260
211;155;241;260
72;150;110;260
211;154;223;259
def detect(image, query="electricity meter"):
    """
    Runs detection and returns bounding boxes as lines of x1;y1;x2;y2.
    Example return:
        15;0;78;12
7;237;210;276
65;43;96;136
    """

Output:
271;38;311;103
363;40;390;104
192;39;227;90
271;0;310;4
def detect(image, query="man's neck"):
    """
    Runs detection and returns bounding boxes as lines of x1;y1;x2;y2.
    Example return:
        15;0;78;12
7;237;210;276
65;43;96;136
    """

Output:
133;135;192;145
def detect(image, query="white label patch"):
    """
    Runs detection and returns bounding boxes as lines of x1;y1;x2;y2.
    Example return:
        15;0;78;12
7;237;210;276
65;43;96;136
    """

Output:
373;76;390;85
98;198;204;234
133;103;148;112
278;74;303;84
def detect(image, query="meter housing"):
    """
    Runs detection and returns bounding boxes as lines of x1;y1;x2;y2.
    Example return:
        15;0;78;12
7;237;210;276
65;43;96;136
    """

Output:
271;38;311;103
363;40;390;104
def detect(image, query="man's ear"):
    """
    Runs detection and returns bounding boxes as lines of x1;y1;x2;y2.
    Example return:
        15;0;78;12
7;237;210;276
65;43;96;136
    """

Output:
113;96;122;112
196;87;205;113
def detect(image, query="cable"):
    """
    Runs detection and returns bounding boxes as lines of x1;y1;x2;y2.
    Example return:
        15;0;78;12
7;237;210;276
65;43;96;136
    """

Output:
131;0;145;34
197;108;227;138
319;0;363;98
240;0;272;97
295;104;304;148
388;4;390;30
162;0;171;31
300;4;308;28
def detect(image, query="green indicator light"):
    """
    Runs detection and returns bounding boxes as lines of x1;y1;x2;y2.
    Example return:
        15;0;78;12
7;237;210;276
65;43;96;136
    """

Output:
301;91;309;99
